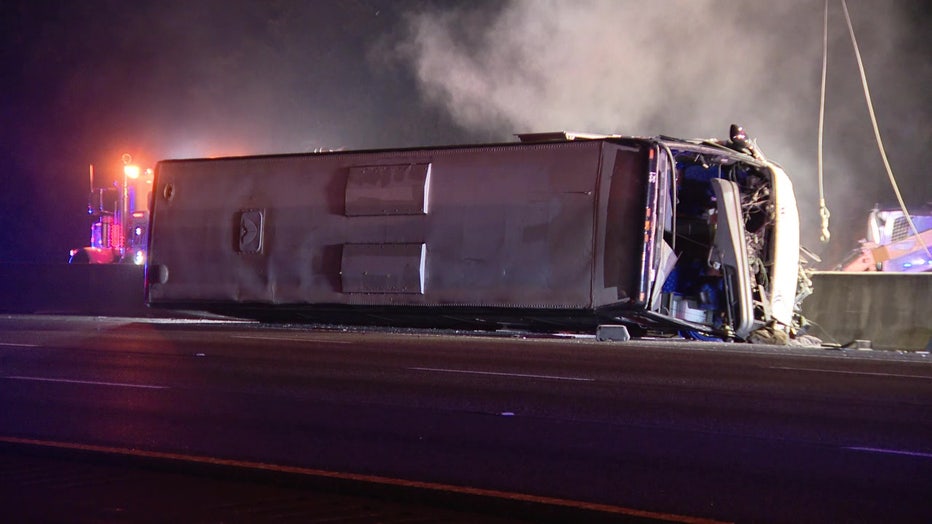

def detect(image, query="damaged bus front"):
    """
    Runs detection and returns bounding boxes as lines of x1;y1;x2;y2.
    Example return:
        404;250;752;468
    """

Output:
631;126;801;340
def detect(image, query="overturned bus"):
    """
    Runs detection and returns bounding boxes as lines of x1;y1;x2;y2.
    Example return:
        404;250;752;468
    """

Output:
145;126;803;341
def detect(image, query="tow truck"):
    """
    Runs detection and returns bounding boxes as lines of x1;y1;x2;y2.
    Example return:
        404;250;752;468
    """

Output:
836;205;932;272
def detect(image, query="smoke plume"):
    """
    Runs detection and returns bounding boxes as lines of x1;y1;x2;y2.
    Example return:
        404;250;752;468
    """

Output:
399;0;931;262
0;0;926;265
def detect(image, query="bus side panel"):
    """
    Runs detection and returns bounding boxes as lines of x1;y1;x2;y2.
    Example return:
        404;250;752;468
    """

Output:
147;141;633;311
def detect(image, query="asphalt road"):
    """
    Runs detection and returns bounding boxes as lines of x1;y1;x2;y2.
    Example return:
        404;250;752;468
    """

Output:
1;315;931;523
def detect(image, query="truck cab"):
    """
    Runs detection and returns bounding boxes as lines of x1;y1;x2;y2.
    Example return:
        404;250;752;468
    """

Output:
70;161;154;265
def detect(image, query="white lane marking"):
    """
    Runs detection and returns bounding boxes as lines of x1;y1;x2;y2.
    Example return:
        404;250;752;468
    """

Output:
410;367;594;382
230;335;354;344
769;366;932;380
0;342;38;347
4;376;168;390
846;447;932;459
141;318;256;324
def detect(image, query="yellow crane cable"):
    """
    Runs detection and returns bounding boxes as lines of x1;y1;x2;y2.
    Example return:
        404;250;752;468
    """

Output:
818;0;830;243
841;0;931;257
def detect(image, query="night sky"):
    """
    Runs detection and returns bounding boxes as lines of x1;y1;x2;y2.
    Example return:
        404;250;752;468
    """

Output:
1;0;929;266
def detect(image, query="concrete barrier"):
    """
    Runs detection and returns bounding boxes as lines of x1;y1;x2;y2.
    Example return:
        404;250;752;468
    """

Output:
0;263;149;317
2;264;928;350
802;271;931;350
